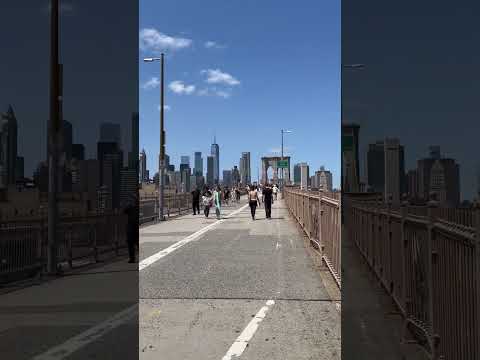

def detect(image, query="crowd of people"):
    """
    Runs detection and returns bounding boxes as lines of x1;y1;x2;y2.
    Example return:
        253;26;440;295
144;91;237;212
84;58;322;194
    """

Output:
191;183;279;221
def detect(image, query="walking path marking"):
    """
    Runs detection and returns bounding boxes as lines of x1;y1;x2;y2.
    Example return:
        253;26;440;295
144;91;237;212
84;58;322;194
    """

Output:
222;300;276;360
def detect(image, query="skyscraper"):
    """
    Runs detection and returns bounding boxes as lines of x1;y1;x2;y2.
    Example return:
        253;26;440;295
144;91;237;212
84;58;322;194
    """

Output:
181;156;190;167
293;163;302;185
240;152;251;184
317;166;333;191
100;122;121;146
299;162;309;190
211;136;220;184
207;156;214;186
194;152;203;176
0;105;18;187
139;149;147;183
223;170;232;187
129;112;139;169
62;120;73;161
72;144;85;161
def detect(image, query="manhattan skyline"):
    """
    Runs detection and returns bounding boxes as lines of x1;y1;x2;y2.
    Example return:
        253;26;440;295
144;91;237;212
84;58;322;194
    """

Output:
139;0;340;188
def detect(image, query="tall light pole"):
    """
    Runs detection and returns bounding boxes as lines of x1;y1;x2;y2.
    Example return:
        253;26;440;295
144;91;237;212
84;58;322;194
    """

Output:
48;0;60;274
144;54;166;221
280;129;292;190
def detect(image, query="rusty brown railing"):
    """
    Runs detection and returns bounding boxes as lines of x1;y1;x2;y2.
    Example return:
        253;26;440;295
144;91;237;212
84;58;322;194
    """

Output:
344;195;480;360
284;187;341;287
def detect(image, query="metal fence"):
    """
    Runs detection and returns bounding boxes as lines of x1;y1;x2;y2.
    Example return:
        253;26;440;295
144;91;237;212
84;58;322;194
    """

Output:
344;195;480;360
139;193;191;224
284;187;341;287
0;213;128;284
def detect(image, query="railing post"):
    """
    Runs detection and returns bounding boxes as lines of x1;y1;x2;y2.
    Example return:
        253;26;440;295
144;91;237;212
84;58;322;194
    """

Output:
318;191;324;255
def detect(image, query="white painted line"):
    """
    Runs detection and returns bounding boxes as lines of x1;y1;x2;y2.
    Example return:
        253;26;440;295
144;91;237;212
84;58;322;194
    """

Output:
32;304;137;360
222;300;275;360
139;203;249;271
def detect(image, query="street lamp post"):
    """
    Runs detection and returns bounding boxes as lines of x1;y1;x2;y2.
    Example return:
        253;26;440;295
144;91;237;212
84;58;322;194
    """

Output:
47;0;60;274
144;54;166;221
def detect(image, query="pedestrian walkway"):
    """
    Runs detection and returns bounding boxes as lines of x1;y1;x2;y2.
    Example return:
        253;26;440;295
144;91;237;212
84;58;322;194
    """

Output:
140;197;340;359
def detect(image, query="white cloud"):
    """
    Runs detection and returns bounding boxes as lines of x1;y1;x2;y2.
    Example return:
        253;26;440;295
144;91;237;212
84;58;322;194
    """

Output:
169;80;195;95
142;77;160;90
201;69;240;86
139;28;192;53
215;90;231;98
204;41;225;49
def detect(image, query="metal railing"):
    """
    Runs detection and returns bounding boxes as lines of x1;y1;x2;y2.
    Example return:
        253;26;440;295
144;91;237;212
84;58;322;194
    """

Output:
284;187;341;287
139;193;191;224
0;213;128;284
344;195;480;360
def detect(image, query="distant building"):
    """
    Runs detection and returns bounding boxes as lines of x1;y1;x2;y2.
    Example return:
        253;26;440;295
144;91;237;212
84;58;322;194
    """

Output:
211;137;220;184
99;122;121;145
72;144;85;161
194;152;203;176
128;112;139;170
406;169;418;200
223;170;232;188
232;166;240;186
317;166;333;192
207;156;214;186
0;105;18;188
120;167;137;207
341;123;360;192
299;163;309;190
15;156;24;180
62;120;73;161
240;152;251;184
139;149;148;183
293;164;302;185
181;156;190;167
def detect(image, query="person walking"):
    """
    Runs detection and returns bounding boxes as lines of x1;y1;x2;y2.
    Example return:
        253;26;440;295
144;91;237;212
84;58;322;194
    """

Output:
191;186;201;215
202;186;213;218
213;185;222;219
248;185;260;220
124;196;138;263
273;184;278;200
224;187;230;206
263;183;273;219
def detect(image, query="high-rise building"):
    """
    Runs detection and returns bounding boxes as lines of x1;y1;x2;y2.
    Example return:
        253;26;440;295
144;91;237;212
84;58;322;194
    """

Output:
99;122;121;146
341;123;360;192
120;167;137;207
62;120;73;161
294;164;302;185
15;156;24;180
139;149;147;183
223;170;232;188
367;138;405;203
417;146;460;206
0;105;18;187
317;166;333;192
97;141;122;185
207;156;214;186
181;156;190;167
299;163;309;190
211;137;220;184
232;166;240;185
129;112;139;169
406;169;418;200
72;144;85;161
240;152;251;185
194;152;203;176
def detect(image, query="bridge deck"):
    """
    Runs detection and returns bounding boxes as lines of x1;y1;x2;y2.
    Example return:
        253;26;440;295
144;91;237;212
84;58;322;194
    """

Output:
139;198;340;359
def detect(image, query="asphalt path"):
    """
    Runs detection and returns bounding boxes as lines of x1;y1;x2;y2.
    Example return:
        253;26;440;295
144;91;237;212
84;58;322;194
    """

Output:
140;197;340;360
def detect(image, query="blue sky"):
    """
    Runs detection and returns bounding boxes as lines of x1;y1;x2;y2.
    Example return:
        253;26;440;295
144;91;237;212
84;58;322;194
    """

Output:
139;0;340;186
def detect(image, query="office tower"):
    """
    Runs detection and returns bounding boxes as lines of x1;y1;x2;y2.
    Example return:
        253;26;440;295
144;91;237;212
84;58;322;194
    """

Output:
317;166;333;191
62;120;73;161
294;164;302;185
139;149;147;183
190;174;197;190
129;112;139;169
15;156;24;180
181;156;190;167
165;154;170;169
0;105;18;187
99;122;121;146
299;162;309;190
406;169;418;200
341;122;360;192
366;138;405;202
240;152;251;185
72;144;85;161
232;166;240;185
97;141;122;185
102;153;122;209
120;167;137;207
223;170;232;187
181;167;191;192
417;146;460;206
73;159;100;211
194;152;203;176
211;136;220;184
207;156;214;186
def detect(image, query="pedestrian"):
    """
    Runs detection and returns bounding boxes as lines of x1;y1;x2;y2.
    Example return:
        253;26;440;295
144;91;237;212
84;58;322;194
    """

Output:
224;187;230;205
235;187;241;202
191;186;201;215
273;184;278;200
213;185;222;219
258;185;263;207
124;196;138;263
248;184;260;220
263;183;273;219
202;186;213;218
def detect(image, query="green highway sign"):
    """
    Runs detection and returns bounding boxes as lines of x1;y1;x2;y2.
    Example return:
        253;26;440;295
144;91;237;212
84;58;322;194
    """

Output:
277;160;289;168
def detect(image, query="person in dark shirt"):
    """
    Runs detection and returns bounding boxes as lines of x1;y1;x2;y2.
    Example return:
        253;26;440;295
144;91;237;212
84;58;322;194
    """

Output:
124;198;138;263
263;183;273;219
191;186;201;215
